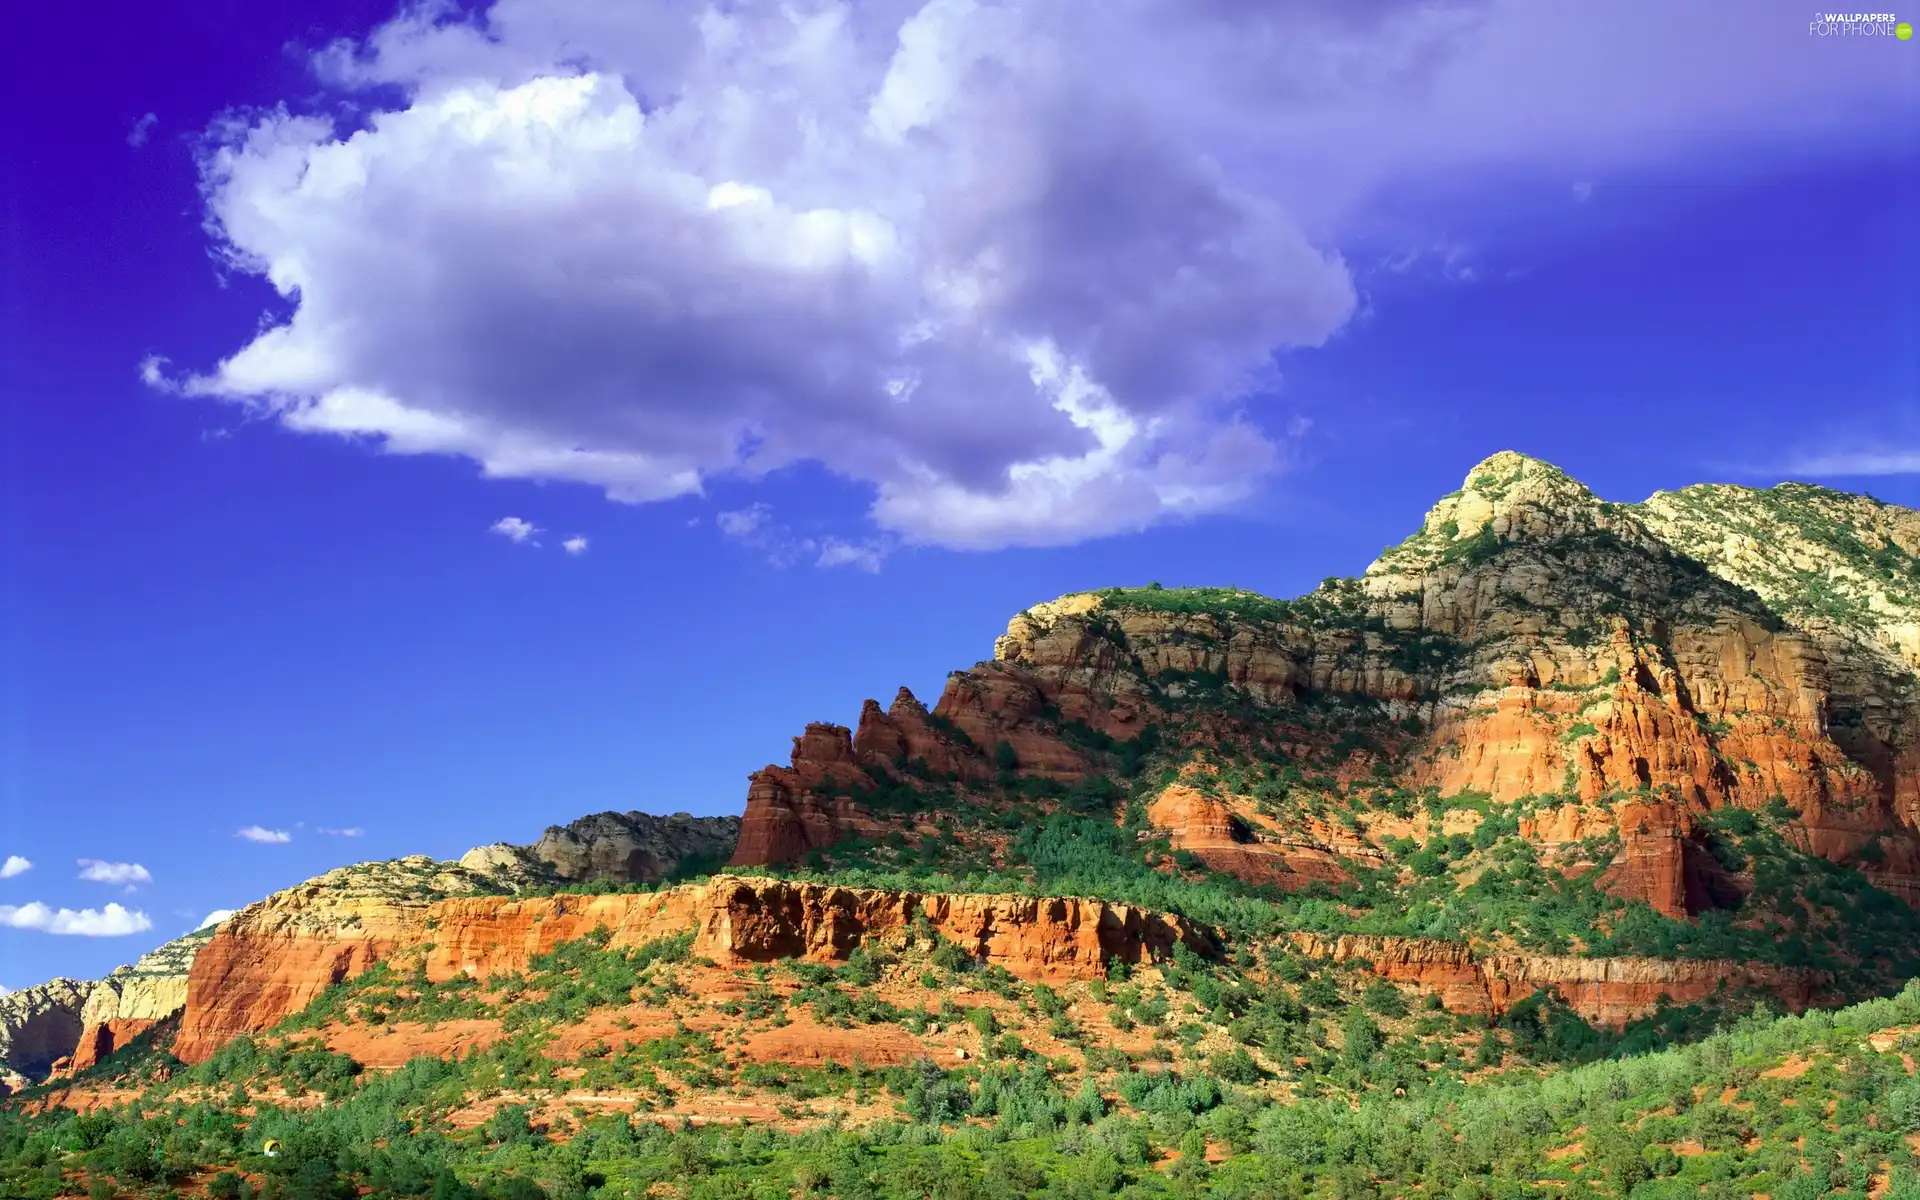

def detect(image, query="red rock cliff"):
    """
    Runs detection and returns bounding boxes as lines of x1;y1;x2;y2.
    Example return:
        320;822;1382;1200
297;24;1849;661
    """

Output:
172;867;1216;1063
1287;933;1827;1028
730;453;1920;925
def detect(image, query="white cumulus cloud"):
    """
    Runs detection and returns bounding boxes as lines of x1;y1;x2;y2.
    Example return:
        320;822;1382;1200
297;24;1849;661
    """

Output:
196;909;238;931
77;860;153;887
160;0;1914;551
236;826;292;844
561;535;589;555
489;516;540;544
0;902;153;937
0;856;31;879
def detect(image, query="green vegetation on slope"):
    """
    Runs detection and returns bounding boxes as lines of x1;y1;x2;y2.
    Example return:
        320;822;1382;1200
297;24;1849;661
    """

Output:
10;934;1920;1200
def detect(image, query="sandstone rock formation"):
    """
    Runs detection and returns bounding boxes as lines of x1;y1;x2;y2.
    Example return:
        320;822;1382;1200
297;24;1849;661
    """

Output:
463;810;740;888
53;928;213;1075
1287;932;1827;1028
1145;784;1365;889
0;979;95;1081
728;452;1920;928
171;863;1214;1062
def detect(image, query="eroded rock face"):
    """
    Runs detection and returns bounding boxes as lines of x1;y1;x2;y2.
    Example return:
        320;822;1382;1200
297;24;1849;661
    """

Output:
729;716;910;867
170;856;507;1063
463;811;740;889
729;452;1920;927
0;979;95;1081
1287;933;1826;1028
55;928;215;1075
171;869;1214;1063
1145;785;1362;889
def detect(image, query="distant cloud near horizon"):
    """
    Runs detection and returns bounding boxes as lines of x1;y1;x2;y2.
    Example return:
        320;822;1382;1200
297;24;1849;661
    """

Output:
0;856;30;879
236;825;291;844
318;826;363;837
0;901;152;936
77;860;152;887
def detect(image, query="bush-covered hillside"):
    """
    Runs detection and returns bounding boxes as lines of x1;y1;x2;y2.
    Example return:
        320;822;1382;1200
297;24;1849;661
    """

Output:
8;924;1920;1199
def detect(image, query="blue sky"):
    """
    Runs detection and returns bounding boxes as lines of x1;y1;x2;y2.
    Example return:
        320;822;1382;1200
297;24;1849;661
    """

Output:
0;0;1914;988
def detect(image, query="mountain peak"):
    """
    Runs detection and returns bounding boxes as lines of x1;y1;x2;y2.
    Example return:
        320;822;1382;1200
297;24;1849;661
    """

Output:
1364;451;1619;579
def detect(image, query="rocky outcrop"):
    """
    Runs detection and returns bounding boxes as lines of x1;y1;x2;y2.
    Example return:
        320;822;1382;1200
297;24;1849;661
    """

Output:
53;929;213;1076
1288;933;1827;1027
463;810;740;889
1146;785;1361;889
727;722;891;867
172;869;1216;1063
0;979;96;1081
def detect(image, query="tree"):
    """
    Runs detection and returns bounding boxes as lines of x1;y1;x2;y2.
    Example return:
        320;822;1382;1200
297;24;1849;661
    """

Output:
1342;1010;1382;1066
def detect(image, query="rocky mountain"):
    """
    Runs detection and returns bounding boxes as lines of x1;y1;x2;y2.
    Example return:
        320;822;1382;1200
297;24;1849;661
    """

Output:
730;452;1920;982
461;810;740;889
9;451;1920;1200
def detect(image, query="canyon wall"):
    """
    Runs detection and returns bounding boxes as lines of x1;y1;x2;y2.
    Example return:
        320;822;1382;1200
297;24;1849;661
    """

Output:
52;930;211;1075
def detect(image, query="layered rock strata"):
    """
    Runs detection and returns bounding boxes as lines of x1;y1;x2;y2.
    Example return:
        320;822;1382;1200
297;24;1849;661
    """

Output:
0;979;95;1081
53;929;212;1075
730;452;1920;927
1287;933;1826;1027
172;863;1216;1063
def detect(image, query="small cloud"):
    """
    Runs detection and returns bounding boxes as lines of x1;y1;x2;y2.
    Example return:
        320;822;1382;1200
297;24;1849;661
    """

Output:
236;825;291;844
195;909;237;931
1374;242;1477;283
0;902;153;937
561;535;589;555
127;112;158;148
719;504;891;572
489;516;540;545
77;860;152;887
0;856;31;879
716;505;771;540
815;538;888;573
1571;180;1594;203
318;827;364;837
